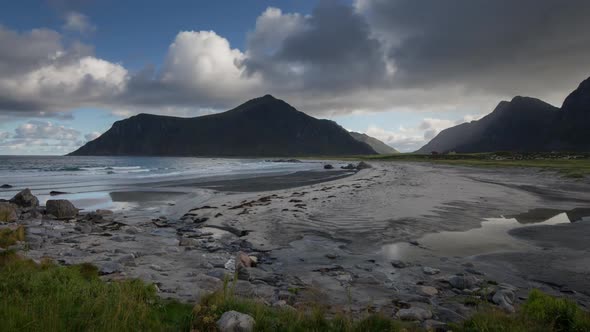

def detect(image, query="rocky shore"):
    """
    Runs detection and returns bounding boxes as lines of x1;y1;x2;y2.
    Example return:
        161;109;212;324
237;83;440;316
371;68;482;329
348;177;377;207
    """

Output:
2;161;590;330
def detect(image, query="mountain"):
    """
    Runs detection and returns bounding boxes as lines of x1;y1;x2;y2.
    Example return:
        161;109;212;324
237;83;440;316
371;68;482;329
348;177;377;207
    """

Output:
349;132;399;154
417;76;590;153
70;95;377;157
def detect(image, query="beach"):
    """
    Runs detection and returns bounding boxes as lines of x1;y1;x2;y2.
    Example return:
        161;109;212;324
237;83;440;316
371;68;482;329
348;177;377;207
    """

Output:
3;159;590;323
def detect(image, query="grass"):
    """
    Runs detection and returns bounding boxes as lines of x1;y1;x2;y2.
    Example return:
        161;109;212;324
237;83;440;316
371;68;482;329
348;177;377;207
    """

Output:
191;277;412;332
358;152;590;179
453;289;590;332
1;250;589;331
0;250;193;332
0;225;25;249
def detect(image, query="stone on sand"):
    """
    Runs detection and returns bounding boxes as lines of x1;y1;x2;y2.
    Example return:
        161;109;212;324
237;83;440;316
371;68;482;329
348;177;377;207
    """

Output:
10;188;39;208
397;307;433;321
46;199;78;219
217;311;255;332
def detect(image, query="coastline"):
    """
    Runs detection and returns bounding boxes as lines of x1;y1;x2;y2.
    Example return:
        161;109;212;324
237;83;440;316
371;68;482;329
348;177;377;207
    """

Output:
4;161;590;325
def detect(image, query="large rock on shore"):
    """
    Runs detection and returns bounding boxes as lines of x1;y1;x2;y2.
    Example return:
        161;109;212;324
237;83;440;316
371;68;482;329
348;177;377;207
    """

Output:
0;202;18;222
9;189;39;208
217;311;255;332
46;200;78;219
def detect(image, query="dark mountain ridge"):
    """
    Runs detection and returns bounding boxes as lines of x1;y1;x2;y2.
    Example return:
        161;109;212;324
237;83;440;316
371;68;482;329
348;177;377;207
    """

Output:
70;95;377;157
417;76;590;153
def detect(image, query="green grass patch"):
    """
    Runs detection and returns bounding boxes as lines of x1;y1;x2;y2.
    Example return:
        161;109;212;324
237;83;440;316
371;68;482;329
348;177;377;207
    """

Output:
0;251;193;332
2;250;590;331
0;225;25;249
454;289;590;332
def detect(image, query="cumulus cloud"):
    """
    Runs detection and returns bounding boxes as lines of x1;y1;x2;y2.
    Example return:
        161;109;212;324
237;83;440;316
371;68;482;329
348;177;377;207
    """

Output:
355;0;590;103
0;120;86;154
1;0;590;122
0;26;127;117
63;11;96;33
365;117;478;152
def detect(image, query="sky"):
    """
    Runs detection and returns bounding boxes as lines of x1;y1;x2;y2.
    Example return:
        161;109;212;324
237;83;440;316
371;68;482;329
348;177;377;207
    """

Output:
1;0;590;155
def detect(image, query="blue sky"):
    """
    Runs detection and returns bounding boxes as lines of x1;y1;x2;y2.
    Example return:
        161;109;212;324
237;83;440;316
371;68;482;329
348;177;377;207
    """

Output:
0;0;587;155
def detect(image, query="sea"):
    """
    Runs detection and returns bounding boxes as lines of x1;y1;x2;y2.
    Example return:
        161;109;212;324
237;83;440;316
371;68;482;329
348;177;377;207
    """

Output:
0;156;326;212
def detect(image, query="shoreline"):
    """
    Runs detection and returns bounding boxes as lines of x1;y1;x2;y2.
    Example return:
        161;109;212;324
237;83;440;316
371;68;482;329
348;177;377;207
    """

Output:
3;161;590;325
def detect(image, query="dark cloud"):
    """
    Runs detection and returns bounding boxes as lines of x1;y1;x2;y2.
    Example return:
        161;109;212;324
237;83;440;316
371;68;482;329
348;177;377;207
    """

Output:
243;1;391;93
358;0;590;98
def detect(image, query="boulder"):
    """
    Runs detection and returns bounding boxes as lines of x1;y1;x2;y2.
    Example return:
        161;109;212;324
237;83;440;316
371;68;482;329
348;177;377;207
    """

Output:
448;275;481;290
46;199;78;219
9;189;39;208
391;260;409;268
323;164;334;170
356;161;372;170
0;202;18;222
423;266;441;275
492;289;516;313
49;191;69;196
217;311;255;332
418;286;439;297
397;307;433;321
341;163;356;170
0;184;13;189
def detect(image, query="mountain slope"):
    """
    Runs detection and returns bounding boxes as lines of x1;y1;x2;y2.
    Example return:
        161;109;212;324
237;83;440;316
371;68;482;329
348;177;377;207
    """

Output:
70;95;377;157
349;132;398;154
417;75;590;153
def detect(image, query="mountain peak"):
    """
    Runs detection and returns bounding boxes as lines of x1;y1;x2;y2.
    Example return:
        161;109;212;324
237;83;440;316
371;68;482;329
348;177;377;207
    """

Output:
562;76;590;112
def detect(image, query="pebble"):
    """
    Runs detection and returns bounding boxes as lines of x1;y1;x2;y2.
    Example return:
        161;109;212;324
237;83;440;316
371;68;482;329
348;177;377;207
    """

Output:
422;266;441;275
397;307;433;321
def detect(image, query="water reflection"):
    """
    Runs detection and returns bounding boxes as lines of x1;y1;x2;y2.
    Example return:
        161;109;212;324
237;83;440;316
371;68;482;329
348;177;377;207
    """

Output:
509;208;590;224
382;209;588;261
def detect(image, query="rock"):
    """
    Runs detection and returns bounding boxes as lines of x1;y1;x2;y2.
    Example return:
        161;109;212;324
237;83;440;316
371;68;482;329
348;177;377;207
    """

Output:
99;262;122;275
248;256;258;266
325;253;339;259
0;202;18;222
423;267;441;275
46;199;78;220
418;286;439;297
356;161;372;170
323;164;334;170
217;311;255;332
397;307;433;321
9;188;39;208
96;209;114;216
492;289;516;313
237;252;255;268
341;163;356;170
448;275;481;290
391;260;409;268
124;226;141;234
49;191;69;196
235;254;251;281
116;254;136;266
0;184;13;189
409;240;420;246
422;320;447;331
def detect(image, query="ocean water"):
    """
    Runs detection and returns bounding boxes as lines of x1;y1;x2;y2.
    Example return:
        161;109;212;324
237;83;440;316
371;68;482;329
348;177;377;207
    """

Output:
0;156;324;211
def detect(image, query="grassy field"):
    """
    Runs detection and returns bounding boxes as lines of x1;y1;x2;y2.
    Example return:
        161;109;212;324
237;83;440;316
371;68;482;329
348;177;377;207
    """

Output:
356;152;590;178
1;250;589;331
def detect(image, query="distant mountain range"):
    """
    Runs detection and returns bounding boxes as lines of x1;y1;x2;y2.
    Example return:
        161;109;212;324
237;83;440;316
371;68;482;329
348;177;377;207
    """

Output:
349;132;399;154
417;76;590;153
70;95;395;157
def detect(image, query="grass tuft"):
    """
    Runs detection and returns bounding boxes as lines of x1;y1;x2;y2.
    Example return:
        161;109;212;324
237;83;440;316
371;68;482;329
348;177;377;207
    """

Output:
0;225;25;249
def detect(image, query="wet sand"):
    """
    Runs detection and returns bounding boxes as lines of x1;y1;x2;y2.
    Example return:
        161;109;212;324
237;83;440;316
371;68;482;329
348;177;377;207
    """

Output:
15;161;590;323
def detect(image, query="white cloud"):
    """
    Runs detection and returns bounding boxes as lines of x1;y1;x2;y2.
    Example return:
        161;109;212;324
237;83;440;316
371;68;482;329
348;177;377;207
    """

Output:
14;120;81;140
0;120;83;154
84;131;101;141
365;117;475;152
63;11;96;33
161;30;261;99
